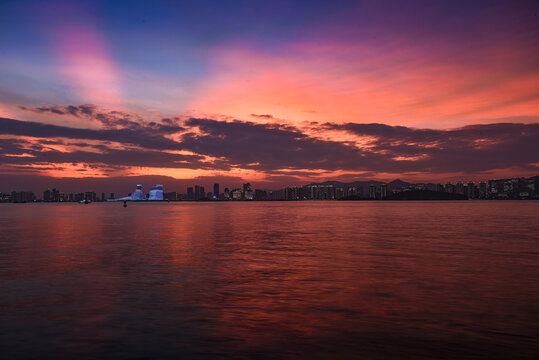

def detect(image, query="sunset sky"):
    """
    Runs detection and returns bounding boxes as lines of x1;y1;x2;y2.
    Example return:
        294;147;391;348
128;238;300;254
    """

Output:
1;0;538;193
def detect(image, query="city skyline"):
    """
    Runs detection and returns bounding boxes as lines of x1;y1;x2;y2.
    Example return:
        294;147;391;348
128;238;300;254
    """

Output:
1;0;538;188
2;173;537;203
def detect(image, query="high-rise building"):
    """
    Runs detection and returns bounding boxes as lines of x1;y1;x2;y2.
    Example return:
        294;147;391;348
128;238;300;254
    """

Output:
232;188;242;200
110;193;115;200
478;182;487;199
467;182;475;199
52;188;60;202
101;192;105;201
243;183;253;200
224;187;230;200
187;187;194;200
199;186;205;200
213;183;219;199
43;188;51;202
369;184;377;199
380;184;388;199
456;182;464;195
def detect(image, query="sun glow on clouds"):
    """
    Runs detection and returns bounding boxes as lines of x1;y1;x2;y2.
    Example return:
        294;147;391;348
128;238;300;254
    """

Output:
187;40;539;128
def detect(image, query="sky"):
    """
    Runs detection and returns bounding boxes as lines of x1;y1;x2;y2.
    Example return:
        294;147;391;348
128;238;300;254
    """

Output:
0;0;538;193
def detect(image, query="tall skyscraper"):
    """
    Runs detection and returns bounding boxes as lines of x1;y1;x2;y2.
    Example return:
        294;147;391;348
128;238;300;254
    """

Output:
213;183;219;199
187;187;194;200
195;185;200;200
243;183;253;200
380;184;387;199
43;188;51;202
369;184;377;199
456;182;464;195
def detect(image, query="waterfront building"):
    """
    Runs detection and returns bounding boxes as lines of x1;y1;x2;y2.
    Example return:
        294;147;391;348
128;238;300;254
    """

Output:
467;182;476;199
380;184;388;199
370;184;376;199
254;189;267;200
232;188;242;200
456;182;464;195
335;187;345;200
213;183;219;199
187;187;194;200
149;185;164;200
243;183;253;200
478;182;487;199
11;191;36;203
165;192;178;201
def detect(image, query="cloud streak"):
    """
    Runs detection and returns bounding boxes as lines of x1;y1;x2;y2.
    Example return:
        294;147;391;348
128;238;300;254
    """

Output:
1;107;538;185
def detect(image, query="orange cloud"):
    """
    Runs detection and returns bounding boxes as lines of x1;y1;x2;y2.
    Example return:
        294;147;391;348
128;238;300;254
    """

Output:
187;42;539;128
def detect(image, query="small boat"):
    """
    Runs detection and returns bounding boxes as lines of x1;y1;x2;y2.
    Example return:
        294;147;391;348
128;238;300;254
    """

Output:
79;199;92;204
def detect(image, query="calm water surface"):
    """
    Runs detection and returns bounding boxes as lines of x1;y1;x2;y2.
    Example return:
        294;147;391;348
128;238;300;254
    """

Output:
1;201;538;359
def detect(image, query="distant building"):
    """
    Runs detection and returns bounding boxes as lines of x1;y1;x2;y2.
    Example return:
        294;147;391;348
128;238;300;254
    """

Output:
380;184;388;199
284;186;300;200
187;187;194;200
488;177;536;199
478;182;487;199
11;191;36;203
456;182;464;195
369;184;376;199
213;183;219;199
85;191;97;202
165;192;178;201
467;182;476;199
243;183;253;200
149;185;164;200
254;189;267;200
231;188;242;200
199;186;205;199
43;188;51;202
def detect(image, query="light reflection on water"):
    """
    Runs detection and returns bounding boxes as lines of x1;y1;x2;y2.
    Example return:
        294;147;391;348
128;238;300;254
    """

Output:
1;201;538;359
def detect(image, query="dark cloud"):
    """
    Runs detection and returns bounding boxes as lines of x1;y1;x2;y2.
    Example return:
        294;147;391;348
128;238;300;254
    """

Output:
0;117;182;150
181;118;364;171
1;112;538;180
250;114;274;119
324;122;539;172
